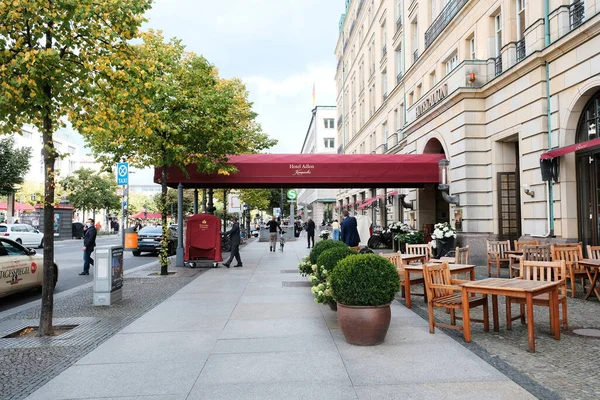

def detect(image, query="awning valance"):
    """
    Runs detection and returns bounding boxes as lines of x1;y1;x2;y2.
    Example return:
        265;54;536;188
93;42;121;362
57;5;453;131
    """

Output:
156;153;445;189
540;137;600;160
387;191;399;197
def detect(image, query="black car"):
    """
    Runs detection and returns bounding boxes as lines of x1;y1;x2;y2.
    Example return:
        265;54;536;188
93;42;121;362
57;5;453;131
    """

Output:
133;226;177;256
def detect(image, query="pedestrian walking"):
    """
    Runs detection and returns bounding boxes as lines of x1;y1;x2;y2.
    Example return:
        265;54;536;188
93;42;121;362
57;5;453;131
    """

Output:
80;218;97;275
306;217;316;248
266;215;282;252
222;216;242;268
340;210;360;247
133;219;142;232
332;219;341;241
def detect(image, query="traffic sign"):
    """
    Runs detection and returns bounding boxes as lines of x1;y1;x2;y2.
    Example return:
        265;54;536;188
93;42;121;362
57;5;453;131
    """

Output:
123;201;127;208
287;189;297;200
117;162;129;185
116;188;124;197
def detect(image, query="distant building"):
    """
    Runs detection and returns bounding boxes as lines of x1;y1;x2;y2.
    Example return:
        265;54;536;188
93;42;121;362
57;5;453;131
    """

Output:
297;106;338;225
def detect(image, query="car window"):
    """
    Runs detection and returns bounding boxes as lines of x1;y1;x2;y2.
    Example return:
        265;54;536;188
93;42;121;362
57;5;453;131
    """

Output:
12;225;25;232
24;225;35;232
0;241;27;256
0;226;6;233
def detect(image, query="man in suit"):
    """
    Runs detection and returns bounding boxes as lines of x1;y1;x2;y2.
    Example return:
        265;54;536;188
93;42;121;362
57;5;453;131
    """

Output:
223;216;242;268
306;217;316;248
80;218;97;275
340;210;360;247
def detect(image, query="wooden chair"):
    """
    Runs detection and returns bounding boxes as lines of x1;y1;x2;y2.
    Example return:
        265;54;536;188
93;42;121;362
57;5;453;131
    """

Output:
422;263;489;339
381;252;426;300
552;243;585;297
406;243;432;263
509;244;552;278
506;260;568;330
349;246;361;252
430;246;470;265
513;239;539;251
487;240;511;277
586;245;600;259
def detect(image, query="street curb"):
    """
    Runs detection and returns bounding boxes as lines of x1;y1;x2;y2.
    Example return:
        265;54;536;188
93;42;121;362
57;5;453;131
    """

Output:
0;259;162;321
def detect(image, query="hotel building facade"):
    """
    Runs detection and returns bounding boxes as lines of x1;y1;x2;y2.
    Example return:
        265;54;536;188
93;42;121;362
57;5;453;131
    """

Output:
335;0;600;263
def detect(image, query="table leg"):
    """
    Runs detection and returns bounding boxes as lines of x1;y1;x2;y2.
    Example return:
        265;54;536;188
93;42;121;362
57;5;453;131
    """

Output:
492;295;499;332
584;267;600;301
404;270;412;309
548;288;556;337
551;287;560;340
469;268;476;297
461;288;472;342
526;293;536;353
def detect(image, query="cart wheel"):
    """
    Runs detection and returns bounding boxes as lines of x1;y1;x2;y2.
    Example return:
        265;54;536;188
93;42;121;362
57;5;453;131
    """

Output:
213;262;218;268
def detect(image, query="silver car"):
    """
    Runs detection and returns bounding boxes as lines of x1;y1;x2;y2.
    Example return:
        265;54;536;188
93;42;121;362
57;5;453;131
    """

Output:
0;223;44;248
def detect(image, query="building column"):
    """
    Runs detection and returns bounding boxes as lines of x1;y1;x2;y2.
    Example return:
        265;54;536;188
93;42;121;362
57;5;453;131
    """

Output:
176;183;184;267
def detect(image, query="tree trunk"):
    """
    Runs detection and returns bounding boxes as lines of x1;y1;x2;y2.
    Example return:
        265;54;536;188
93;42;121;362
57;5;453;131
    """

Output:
38;29;56;337
160;166;169;275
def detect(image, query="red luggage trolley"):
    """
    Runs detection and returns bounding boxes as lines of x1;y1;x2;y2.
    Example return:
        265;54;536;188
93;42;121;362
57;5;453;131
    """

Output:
185;213;223;268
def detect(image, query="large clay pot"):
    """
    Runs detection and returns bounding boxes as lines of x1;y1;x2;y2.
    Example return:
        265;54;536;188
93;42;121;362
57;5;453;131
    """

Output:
434;238;455;258
337;303;391;346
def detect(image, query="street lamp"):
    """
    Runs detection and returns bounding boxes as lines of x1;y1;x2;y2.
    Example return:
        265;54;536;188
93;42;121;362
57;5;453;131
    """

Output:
438;159;460;206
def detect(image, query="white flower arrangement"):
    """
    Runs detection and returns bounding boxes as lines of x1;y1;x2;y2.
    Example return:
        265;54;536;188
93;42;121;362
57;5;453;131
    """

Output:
431;222;457;243
319;230;331;239
388;221;411;233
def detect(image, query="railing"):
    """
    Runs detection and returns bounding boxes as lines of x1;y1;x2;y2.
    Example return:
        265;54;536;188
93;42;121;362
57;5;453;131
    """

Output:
396;72;403;84
343;39;348;53
349;20;356;38
382;44;387;58
337;58;342;72
396;17;402;31
383;92;388;101
357;0;364;16
424;0;469;49
413;49;419;63
337;115;343;126
570;0;584;30
495;55;502;76
516;39;526;62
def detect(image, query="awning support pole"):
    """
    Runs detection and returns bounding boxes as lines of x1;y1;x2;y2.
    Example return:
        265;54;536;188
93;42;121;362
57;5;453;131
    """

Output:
176;183;184;268
193;187;198;215
207;188;214;215
202;188;207;213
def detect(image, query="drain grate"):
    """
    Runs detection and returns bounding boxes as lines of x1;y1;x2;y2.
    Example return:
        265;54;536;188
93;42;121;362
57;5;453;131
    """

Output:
280;269;299;273
573;328;600;338
282;281;312;287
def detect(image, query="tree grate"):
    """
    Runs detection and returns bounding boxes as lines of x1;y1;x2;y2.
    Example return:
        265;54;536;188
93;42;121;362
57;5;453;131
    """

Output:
281;281;311;287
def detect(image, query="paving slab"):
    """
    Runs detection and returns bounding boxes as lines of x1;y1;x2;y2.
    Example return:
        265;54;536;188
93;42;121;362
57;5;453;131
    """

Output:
187;383;358;400
212;334;337;354
353;381;535;399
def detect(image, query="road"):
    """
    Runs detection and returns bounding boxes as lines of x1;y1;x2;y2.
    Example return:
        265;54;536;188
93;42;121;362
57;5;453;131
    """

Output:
0;234;158;312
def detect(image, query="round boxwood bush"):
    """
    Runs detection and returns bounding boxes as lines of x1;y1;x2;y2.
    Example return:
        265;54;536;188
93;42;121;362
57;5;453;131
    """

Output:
316;247;358;280
330;254;400;306
309;240;348;265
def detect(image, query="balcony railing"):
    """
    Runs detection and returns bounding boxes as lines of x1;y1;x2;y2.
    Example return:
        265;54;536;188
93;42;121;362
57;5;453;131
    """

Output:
349;20;356;37
383;92;388;101
396;17;402;31
570;0;585;30
382;44;387;58
516;39;526;62
413;49;419;63
424;0;469;49
495;55;502;76
396;72;403;85
337;115;343;126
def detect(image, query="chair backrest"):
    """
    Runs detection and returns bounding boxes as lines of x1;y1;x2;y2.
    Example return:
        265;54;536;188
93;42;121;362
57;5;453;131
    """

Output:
586;245;600;260
522;244;552;262
520;260;567;296
406;243;432;262
514;239;539;251
380;252;406;281
551;242;584;272
454;246;470;264
487;240;511;258
422;262;453;300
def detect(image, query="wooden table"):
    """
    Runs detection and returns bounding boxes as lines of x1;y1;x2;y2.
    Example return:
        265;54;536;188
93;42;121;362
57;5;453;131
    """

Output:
577;258;600;301
380;253;427;265
403;263;476;309
460;278;560;352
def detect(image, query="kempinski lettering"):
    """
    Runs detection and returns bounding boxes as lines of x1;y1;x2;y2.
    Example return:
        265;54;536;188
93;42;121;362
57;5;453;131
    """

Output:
415;84;448;118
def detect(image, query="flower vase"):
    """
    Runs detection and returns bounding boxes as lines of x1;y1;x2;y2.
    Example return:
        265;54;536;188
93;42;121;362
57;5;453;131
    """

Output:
434;238;455;258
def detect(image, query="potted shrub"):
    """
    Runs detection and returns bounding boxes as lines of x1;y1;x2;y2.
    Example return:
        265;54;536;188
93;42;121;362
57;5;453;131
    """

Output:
397;230;425;253
319;230;331;240
329;254;400;345
309;239;348;265
312;247;358;310
431;222;457;258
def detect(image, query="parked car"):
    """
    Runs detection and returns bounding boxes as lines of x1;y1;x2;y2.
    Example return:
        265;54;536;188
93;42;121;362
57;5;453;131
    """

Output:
133;225;177;256
0;237;58;298
0;223;44;248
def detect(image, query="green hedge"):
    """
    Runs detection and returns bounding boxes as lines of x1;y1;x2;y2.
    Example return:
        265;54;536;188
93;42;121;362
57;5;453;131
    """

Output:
329;254;400;306
316;247;358;281
309;240;348;265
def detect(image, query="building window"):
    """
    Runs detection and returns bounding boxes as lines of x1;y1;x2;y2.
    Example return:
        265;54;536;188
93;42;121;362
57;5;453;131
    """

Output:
409;91;414;107
382;122;388;149
469;36;476;59
445;52;458;75
324;118;335;129
416;84;422;99
22;130;32;140
324;138;335;148
430;70;437;87
395;47;403;83
516;0;526;61
68;146;76;155
396;0;402;29
431;0;436;20
69;160;77;173
494;12;503;57
382;70;388;101
412;20;419;63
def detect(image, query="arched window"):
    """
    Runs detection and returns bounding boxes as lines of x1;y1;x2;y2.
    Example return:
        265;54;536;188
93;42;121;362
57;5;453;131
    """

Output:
576;93;600;143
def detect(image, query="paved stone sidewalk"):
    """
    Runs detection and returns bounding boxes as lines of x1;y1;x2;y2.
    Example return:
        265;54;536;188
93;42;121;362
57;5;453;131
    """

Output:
23;239;534;400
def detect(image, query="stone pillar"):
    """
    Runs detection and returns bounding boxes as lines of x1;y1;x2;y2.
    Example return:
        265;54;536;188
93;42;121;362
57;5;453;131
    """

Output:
176;183;184;267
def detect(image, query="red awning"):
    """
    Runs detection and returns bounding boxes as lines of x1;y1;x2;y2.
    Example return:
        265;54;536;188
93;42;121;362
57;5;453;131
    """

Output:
130;212;163;219
540;137;600;160
387;191;399;197
358;198;376;210
0;202;35;211
156;153;445;189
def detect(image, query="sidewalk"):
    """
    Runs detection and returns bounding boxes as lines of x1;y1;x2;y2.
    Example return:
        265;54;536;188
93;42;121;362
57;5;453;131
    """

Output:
26;239;534;400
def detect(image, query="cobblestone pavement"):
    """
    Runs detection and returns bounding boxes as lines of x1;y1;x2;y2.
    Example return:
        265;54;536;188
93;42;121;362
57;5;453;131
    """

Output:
0;262;208;400
402;265;600;400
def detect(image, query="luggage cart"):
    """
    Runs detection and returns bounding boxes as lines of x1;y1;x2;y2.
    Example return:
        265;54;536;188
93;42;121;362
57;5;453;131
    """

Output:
184;213;223;268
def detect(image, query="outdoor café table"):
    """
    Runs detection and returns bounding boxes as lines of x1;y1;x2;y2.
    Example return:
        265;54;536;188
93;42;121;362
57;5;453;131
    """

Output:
401;254;427;264
403;263;476;309
577;259;600;301
460;278;561;353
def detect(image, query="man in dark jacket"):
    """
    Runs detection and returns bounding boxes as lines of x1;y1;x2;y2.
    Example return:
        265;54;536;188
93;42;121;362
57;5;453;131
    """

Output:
223;216;242;268
80;218;97;275
306;217;316;248
340;210;360;247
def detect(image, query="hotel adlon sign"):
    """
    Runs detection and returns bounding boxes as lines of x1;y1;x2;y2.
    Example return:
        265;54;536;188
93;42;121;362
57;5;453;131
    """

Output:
415;84;448;118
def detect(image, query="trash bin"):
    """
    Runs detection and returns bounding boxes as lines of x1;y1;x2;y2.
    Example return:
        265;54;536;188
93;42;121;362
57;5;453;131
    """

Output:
72;222;84;239
124;227;138;251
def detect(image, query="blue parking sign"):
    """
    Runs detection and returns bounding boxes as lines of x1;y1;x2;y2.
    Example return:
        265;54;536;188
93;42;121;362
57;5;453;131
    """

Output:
117;162;129;185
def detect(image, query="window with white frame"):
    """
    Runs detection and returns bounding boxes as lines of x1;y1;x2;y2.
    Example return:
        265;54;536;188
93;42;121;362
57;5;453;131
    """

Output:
370;132;376;153
395;47;402;81
382;70;388;100
396;0;402;24
324;138;335;148
431;0;436;20
445;52;458;75
516;0;525;41
430;70;437;87
382;122;388;149
469;36;476;59
324;118;335;129
495;12;503;57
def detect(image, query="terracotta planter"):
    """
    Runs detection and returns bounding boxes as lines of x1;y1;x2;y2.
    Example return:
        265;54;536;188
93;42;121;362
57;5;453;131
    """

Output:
337;303;391;346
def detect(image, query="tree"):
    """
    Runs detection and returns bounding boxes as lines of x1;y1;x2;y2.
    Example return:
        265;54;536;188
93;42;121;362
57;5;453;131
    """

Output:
239;189;271;212
151;188;194;220
0;137;32;196
0;0;153;336
61;168;120;216
72;30;277;275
